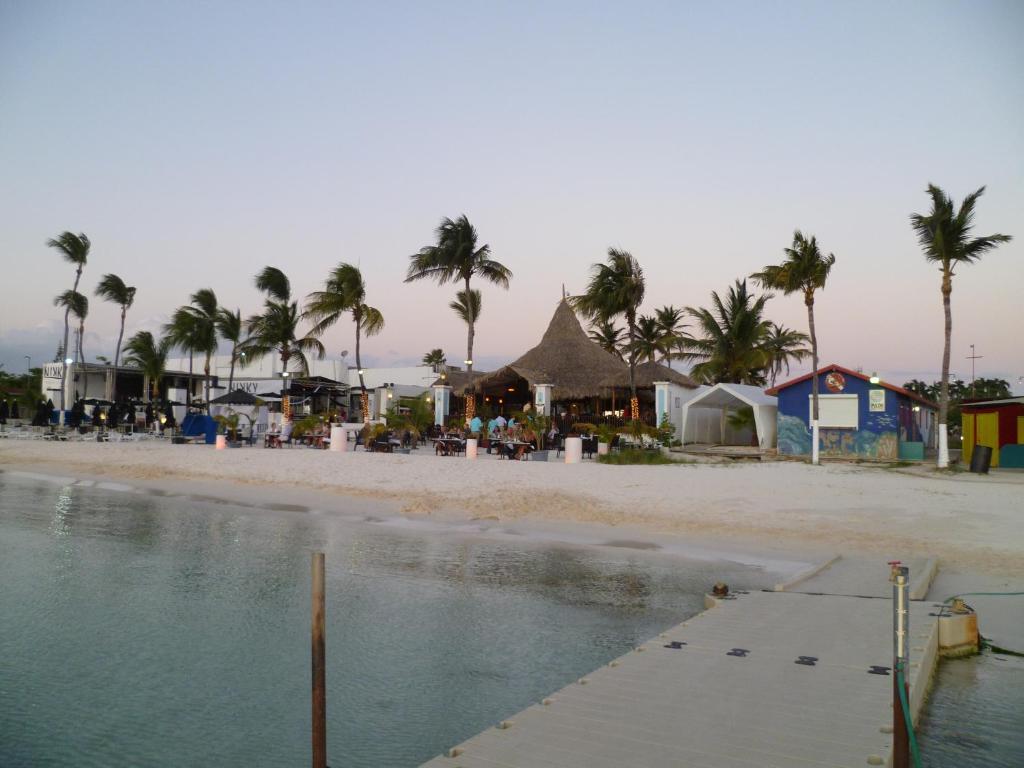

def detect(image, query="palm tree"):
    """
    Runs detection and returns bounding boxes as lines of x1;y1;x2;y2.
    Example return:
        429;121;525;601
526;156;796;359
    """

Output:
632;315;663;364
242;267;325;417
751;231;835;465
122;331;171;402
216;307;243;393
588;319;625;360
405;215;512;411
422;348;447;372
571;249;646;418
681;279;772;385
449;288;482;341
304;263;384;420
165;289;219;413
654;305;687;367
47;231;90;420
94;274;136;402
910;184;1012;468
53;290;89;398
762;323;810;387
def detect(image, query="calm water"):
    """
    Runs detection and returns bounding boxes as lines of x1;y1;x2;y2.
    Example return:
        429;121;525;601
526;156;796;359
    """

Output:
0;471;777;767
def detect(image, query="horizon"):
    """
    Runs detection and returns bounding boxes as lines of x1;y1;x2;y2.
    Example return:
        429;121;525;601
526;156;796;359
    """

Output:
2;1;1021;392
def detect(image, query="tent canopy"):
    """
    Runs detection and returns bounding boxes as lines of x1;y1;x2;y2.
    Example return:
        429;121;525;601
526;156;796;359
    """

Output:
210;389;261;405
680;383;778;448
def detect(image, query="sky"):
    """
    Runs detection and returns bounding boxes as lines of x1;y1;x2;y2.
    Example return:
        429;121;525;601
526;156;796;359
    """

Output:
1;0;1022;391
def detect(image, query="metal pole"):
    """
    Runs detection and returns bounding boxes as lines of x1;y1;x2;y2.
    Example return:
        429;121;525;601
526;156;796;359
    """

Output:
311;552;326;768
891;563;910;768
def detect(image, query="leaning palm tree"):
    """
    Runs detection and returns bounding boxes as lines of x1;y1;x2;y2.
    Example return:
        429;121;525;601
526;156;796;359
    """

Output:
94;274;136;402
762;323;810;387
304;263;384;421
47;231;90;420
588;319;625;360
752;231;835;465
681;279;772;386
165;289;219;413
571;248;645;418
405;215;512;415
910;184;1012;468
122;331;171;402
654;305;687;367
242;267;325;418
54;290;89;397
216;307;243;393
422;348;447;372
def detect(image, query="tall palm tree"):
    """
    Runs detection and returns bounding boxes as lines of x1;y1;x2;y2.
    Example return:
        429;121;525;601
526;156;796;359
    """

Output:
242;267;325;418
571;249;645;418
654;305;687;367
422;348;447;372
588;319;625;360
94;274;136;402
165;289;219;413
216;307;243;393
910;184;1012;468
632;315;663;364
762;323;811;387
304;263;384;420
405;215;512;409
47;231;90;420
449;288;481;337
681;279;772;385
54;290;89;397
122;331;171;402
752;231;835;464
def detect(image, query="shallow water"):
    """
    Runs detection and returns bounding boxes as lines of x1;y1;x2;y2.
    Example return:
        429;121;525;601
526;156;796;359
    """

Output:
0;472;779;767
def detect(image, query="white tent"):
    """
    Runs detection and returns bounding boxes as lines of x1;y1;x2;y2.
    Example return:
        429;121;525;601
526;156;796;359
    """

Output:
680;383;778;448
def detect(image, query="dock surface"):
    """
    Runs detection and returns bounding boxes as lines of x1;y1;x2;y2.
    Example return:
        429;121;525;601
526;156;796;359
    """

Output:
422;562;939;767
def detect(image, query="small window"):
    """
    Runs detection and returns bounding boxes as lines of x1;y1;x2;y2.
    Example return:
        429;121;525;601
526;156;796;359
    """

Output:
810;394;858;429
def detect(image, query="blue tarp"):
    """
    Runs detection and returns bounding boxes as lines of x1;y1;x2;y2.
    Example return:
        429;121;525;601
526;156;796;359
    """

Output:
181;414;217;444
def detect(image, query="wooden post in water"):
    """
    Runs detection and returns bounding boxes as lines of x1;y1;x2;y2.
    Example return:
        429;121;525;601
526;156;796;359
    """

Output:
311;552;326;768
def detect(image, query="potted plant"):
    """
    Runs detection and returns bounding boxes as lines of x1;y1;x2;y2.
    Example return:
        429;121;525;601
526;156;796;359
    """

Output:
596;423;618;456
214;412;241;444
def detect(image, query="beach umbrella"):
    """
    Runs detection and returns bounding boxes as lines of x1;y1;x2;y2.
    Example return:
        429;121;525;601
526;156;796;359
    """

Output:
82;398;114;406
210;389;260;405
255;392;282;400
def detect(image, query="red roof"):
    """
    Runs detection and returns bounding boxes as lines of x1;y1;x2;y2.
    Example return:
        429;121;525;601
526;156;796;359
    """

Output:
765;364;939;409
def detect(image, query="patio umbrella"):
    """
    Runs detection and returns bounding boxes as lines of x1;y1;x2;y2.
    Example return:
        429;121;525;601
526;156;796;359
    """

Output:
82;398;114;406
255;392;282;400
210;389;261;405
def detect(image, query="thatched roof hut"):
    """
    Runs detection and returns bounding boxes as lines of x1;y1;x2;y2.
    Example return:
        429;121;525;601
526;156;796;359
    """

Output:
430;368;489;391
460;300;628;400
599;361;698;390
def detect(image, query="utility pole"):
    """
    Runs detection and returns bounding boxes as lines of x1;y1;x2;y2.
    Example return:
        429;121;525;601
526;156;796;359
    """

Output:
890;562;910;768
966;345;983;398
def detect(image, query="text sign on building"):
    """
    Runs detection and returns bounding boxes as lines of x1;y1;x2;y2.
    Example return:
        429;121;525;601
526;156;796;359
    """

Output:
869;389;885;412
43;362;65;379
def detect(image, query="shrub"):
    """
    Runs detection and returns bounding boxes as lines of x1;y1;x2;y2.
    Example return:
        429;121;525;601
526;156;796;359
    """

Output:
598;449;677;465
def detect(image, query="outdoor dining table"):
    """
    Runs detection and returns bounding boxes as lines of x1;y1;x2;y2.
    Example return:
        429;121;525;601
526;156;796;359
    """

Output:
433;437;464;456
500;440;534;460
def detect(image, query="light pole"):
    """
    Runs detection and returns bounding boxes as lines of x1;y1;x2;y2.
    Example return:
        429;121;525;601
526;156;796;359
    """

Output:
24;355;31;373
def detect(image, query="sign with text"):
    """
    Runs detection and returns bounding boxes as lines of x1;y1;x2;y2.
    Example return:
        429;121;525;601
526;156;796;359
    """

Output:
43;362;65;379
869;389;885;412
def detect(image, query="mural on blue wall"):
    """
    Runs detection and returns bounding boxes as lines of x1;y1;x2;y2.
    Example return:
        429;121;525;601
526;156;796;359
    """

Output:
777;414;811;455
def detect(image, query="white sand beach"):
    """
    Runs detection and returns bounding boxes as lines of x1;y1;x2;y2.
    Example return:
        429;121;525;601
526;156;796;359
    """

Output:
2;440;1021;577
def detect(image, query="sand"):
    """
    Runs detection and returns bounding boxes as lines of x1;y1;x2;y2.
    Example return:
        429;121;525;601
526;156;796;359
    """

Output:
1;439;1022;577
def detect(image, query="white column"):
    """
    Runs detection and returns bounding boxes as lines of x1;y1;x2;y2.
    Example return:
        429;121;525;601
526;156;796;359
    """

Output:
433;385;451;426
654;381;671;435
534;383;553;416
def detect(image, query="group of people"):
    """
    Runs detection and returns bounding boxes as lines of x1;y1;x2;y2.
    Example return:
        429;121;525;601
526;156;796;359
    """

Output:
0;398;21;424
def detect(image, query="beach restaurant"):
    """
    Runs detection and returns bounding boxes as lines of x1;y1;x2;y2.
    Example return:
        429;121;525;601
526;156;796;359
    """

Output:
432;299;696;428
768;364;938;461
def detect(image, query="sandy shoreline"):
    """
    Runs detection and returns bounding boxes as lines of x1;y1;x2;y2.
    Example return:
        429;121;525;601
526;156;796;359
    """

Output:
1;440;1022;576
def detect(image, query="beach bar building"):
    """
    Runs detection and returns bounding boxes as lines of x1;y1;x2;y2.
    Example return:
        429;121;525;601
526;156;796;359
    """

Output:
768;364;938;461
961;396;1024;468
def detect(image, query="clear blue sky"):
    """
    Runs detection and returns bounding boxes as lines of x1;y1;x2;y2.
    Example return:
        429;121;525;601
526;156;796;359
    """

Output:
1;0;1021;389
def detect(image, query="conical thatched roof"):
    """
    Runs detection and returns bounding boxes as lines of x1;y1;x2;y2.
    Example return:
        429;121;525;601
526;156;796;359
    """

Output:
466;300;628;400
599;361;698;390
429;368;489;390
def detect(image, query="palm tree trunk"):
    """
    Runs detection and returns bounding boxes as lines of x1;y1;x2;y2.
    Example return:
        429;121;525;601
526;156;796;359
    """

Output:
227;345;236;393
937;271;952;468
112;306;126;403
355;321;369;423
465;276;476;426
204;351;211;414
626;310;638;421
187;352;193;409
58;266;84;425
78;322;89;399
806;294;819;465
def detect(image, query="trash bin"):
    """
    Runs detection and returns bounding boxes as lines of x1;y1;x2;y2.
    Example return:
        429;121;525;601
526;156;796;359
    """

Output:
969;445;992;474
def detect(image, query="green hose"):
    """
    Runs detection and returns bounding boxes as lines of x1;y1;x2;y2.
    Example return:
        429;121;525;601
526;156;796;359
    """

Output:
896;663;923;768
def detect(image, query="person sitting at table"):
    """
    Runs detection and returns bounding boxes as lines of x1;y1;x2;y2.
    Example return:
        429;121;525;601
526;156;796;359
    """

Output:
267;420;293;448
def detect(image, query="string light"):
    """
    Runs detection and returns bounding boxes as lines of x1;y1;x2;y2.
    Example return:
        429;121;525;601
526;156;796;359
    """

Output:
630;396;640;422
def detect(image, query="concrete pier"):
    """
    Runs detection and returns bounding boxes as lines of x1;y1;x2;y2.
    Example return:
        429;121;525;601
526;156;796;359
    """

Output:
422;559;941;768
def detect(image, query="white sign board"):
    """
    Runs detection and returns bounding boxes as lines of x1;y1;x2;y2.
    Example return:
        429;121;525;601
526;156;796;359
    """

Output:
869;389;885;412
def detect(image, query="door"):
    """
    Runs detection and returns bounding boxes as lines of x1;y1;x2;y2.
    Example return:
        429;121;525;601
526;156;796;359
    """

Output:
976;412;1000;467
962;414;974;462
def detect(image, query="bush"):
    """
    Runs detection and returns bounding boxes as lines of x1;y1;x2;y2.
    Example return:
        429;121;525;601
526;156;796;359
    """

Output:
598;448;677;465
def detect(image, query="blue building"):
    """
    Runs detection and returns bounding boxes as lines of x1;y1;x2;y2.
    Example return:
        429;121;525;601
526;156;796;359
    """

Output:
767;364;938;461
